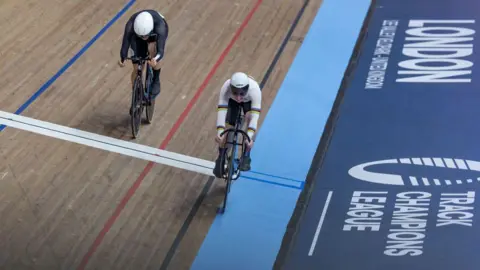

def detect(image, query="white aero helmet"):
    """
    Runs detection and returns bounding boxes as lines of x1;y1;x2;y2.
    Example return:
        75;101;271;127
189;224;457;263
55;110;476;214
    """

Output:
230;72;250;95
134;11;154;36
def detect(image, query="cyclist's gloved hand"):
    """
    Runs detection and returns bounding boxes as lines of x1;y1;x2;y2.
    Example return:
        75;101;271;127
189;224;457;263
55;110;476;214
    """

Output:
118;59;125;67
246;138;254;150
148;58;157;68
215;134;226;145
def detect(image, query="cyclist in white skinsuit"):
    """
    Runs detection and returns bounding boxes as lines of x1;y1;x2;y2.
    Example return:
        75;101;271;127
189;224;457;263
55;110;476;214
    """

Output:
213;72;262;178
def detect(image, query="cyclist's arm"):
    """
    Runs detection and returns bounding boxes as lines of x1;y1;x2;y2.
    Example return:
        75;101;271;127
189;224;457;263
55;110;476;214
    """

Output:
247;83;262;139
120;19;134;62
216;80;230;136
153;18;168;61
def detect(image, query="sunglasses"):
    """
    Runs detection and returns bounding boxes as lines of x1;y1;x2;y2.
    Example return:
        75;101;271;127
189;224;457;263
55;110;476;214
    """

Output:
231;86;248;96
232;90;247;96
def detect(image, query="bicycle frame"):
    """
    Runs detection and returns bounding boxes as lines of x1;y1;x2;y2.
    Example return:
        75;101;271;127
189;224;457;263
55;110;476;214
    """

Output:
217;106;251;213
128;56;153;91
126;55;154;138
221;110;250;173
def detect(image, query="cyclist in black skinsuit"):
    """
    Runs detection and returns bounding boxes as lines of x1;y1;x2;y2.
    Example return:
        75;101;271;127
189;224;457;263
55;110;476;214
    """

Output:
118;10;169;108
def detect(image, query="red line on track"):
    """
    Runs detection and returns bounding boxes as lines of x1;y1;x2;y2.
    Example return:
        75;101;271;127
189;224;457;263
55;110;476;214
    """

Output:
77;1;263;269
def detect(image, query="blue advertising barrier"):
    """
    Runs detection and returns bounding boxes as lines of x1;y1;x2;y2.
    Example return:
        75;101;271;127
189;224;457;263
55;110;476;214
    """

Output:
276;0;480;269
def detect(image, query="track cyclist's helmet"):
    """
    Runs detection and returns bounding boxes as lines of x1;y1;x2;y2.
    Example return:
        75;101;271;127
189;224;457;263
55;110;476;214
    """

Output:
134;11;154;37
230;72;249;96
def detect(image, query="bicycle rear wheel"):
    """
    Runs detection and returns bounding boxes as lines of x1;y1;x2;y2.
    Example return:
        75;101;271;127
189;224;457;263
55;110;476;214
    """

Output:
131;76;144;138
146;100;155;123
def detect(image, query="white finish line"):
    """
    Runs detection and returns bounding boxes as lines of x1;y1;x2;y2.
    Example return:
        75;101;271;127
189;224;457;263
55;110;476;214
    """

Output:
0;111;215;176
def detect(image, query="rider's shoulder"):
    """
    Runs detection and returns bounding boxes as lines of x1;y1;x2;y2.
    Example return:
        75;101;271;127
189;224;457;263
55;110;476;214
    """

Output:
247;76;260;91
247;74;257;82
220;78;231;91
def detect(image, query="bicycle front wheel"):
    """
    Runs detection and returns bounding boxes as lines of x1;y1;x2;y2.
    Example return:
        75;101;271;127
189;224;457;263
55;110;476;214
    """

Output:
131;76;144;138
221;138;237;213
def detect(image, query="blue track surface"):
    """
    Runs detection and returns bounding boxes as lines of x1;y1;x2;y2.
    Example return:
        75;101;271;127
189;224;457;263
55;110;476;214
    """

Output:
191;0;370;269
277;0;480;269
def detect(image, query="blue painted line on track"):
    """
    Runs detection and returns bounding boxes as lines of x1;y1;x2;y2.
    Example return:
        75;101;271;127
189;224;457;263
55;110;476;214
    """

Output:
247;171;304;183
242;176;303;190
190;0;371;269
0;0;135;132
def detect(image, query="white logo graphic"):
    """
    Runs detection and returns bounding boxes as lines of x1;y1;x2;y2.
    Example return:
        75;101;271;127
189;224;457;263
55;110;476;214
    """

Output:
348;157;480;186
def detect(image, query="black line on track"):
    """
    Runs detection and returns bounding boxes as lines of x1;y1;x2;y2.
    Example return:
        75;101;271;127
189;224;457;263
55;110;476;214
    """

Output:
260;0;310;88
159;0;311;268
159;176;215;270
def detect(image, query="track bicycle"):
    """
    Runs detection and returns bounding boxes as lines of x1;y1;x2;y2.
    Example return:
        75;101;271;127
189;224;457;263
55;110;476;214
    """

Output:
126;55;156;138
217;106;251;214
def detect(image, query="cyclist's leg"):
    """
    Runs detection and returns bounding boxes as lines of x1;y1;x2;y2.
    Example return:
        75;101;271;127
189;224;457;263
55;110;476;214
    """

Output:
130;38;149;86
128;41;138;114
213;99;238;178
129;38;148;114
239;101;253;171
147;20;168;100
147;42;161;99
128;38;139;89
224;99;239;150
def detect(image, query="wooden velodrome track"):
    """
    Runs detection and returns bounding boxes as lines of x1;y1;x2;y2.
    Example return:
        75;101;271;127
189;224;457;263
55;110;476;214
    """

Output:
0;0;322;269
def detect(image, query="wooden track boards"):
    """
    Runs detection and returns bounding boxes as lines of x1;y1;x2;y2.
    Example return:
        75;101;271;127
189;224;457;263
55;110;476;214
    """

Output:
0;0;323;269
